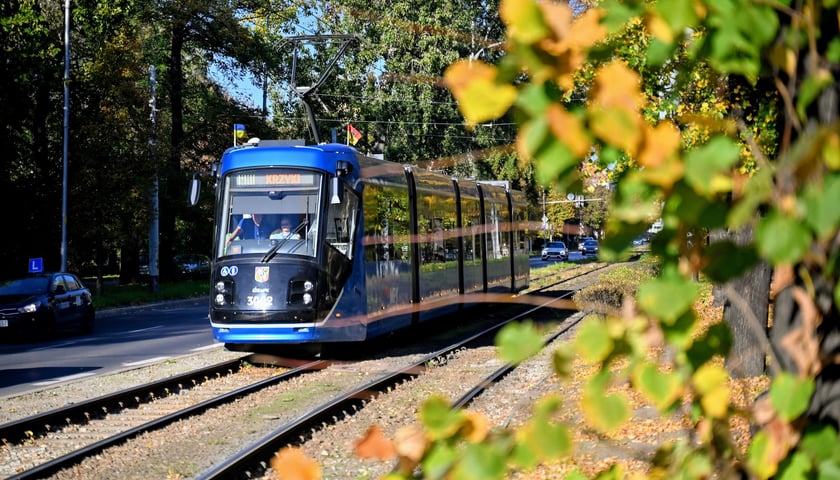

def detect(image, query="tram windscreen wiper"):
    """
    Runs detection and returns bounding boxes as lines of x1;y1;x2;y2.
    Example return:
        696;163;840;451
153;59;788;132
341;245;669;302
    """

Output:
260;220;309;263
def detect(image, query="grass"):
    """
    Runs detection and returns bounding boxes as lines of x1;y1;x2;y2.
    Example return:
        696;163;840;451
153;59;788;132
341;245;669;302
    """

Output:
88;279;210;310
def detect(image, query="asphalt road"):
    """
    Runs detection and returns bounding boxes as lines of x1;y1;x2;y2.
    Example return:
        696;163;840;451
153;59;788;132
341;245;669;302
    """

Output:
0;298;218;398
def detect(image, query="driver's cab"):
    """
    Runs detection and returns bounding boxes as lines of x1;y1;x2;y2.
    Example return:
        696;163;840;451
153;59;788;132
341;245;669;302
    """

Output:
216;169;322;259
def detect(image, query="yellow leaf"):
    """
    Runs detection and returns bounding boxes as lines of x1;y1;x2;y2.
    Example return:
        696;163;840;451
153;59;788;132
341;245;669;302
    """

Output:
701;382;730;418
633;158;685;190
590;107;643;156
540;8;605;90
354;425;396;460
271;447;322;480
567;7;607;50
462;410;491;443
591;61;647;113
444;59;517;125
538;1;574;41
546;104;591;157
638;121;681;168
692;364;730;419
646;13;674;43
500;0;551;44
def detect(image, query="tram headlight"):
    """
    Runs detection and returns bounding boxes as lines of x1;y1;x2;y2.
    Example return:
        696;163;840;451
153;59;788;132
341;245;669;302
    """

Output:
304;280;314;292
215;281;226;293
303;293;313;305
215;293;226;306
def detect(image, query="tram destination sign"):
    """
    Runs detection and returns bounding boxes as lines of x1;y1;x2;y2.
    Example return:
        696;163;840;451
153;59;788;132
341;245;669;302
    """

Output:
233;171;316;187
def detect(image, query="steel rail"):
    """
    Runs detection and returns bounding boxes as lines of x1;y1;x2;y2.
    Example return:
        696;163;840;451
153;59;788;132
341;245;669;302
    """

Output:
196;283;591;480
7;359;329;480
0;357;246;445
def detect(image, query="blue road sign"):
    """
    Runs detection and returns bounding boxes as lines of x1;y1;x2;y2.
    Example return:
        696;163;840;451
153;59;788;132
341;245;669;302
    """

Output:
29;258;44;273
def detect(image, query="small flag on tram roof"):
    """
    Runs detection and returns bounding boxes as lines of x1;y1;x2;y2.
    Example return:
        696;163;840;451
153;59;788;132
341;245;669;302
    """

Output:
347;124;362;145
234;123;247;140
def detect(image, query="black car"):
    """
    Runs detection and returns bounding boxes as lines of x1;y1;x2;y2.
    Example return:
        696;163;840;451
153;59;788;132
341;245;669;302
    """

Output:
0;273;95;339
581;239;600;255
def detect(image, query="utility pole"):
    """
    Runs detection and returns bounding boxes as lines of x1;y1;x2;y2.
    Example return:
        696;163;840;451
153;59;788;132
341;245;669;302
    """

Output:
148;66;160;293
61;0;70;272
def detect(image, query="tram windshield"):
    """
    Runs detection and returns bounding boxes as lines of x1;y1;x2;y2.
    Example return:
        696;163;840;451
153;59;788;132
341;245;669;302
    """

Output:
217;168;323;259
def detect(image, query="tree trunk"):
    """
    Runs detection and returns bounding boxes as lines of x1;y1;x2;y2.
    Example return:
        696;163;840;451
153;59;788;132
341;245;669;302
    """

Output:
711;225;771;378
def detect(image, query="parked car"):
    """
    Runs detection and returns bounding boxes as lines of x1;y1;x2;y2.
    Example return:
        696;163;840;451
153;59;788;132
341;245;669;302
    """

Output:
174;254;211;279
0;272;95;340
541;241;569;261
139;253;211;280
581;238;600;255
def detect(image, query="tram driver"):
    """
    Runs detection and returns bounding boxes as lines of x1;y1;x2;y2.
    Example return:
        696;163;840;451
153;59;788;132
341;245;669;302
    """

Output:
270;219;301;240
226;213;270;246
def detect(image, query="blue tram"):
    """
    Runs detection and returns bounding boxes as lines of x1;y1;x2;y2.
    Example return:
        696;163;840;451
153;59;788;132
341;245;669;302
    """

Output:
190;139;529;349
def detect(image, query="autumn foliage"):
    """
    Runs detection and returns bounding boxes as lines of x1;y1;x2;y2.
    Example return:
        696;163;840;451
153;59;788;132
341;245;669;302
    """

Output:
274;0;840;477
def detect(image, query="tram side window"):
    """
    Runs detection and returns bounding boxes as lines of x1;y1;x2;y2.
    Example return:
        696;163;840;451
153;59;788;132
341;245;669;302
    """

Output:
362;183;410;263
462;197;482;262
416;190;457;264
485;200;508;259
326;183;359;259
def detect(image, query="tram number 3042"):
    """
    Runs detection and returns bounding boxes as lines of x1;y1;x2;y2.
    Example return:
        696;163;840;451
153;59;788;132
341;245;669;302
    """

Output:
247;295;274;308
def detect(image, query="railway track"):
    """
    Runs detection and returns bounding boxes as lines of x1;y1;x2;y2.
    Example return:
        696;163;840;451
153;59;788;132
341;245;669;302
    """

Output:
1;262;613;479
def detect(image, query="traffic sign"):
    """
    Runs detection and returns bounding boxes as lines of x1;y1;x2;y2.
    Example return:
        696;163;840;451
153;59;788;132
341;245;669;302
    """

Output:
29;257;44;273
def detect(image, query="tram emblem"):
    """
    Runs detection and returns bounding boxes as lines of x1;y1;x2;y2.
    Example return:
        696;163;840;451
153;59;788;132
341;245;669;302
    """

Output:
254;266;270;283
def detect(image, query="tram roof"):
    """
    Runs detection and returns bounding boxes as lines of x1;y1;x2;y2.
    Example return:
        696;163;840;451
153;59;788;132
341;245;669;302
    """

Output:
219;141;360;176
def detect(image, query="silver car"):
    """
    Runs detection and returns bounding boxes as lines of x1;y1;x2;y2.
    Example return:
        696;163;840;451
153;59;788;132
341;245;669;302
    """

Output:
541;241;568;261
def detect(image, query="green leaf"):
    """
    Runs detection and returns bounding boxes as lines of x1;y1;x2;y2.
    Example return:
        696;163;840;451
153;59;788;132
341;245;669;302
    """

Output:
817;459;840;479
747;430;779;479
671;182;729;229
633;362;683;411
696;322;732;365
756;210;812;264
703;241;760;283
636;269;698;324
422;441;459;480
421;395;465;440
661;311;699;349
769;372;814;421
796;72;835;120
534;139;578;188
803;173;840;239
799;424;840;464
646;37;676;67
521;116;549;160
574;318;614;363
450;442;507;480
655;0;699;33
497;321;544;365
516;82;552;117
684;136;740;195
599;0;645;32
776;452;812;480
728;168;774;228
582;371;630;432
551;345;575;378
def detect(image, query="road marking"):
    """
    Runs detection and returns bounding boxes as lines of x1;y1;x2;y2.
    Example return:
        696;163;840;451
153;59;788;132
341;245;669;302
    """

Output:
122;356;170;367
128;326;164;334
32;372;97;386
32;341;78;351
